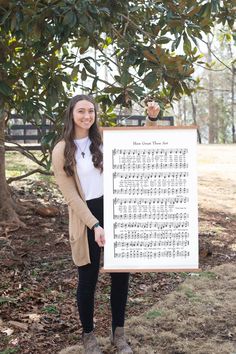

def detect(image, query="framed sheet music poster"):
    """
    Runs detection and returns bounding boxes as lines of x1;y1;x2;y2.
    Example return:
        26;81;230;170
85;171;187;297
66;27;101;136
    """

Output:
102;126;199;272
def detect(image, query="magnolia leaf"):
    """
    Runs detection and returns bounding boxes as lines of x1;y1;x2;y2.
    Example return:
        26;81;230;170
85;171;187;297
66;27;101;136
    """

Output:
200;3;212;18
82;37;90;50
186;5;201;17
99;7;110;15
156;36;171;44
143;72;159;89
120;72;132;86
138;62;146;77
84;61;96;75
92;76;98;91
182;81;192;95
41;132;56;147
81;68;87;81
63;11;77;27
71;66;80;81
183;34;192;55
103;86;123;94
0;81;12;96
143;50;158;63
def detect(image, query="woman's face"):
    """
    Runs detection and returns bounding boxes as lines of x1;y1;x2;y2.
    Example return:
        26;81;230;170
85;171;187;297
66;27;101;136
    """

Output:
72;99;96;137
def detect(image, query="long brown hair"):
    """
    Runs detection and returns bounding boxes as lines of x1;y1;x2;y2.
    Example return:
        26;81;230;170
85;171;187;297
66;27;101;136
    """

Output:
62;94;103;176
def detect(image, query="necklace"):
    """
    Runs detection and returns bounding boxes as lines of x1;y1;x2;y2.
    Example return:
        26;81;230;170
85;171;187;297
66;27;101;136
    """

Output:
76;138;90;158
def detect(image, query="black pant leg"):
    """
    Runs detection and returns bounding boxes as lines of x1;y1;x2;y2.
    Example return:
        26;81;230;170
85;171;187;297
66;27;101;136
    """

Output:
76;197;103;333
110;272;130;331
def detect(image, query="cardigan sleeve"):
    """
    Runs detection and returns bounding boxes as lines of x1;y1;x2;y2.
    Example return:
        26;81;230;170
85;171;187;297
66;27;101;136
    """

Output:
52;141;98;229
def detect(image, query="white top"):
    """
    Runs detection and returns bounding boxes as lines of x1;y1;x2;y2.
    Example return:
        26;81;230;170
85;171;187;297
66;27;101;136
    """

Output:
74;137;103;201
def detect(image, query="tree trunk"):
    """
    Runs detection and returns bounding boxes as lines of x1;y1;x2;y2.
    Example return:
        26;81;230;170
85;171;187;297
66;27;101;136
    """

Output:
190;94;201;144
0;101;23;226
183;97;187;125
232;64;235;143
207;37;216;143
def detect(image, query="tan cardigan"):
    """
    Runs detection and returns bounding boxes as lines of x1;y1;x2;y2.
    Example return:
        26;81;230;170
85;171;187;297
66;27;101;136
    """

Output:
52;117;158;266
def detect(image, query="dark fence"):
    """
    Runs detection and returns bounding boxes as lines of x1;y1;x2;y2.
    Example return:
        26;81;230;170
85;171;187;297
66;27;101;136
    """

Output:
6;114;52;143
116;115;174;127
5;114;174;151
5;114;53;151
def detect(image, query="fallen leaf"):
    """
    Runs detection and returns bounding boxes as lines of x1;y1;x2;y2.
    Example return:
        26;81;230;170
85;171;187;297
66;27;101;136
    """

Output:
28;313;41;322
8;320;28;330
35;206;59;217
9;337;19;345
2;327;14;335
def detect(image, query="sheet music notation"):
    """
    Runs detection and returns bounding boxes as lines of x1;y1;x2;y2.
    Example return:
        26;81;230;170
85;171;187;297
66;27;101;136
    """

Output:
110;146;194;262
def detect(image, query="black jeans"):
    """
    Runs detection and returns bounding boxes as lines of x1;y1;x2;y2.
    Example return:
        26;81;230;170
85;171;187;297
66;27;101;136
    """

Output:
77;196;130;333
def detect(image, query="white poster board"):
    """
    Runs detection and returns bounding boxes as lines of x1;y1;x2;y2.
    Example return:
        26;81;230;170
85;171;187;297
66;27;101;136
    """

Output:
103;127;198;272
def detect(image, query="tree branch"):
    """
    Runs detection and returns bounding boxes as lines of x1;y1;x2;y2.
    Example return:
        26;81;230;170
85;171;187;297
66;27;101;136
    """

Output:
200;38;233;72
117;13;156;44
5;141;47;168
97;47;146;86
78;69;115;88
7;169;52;184
195;63;228;72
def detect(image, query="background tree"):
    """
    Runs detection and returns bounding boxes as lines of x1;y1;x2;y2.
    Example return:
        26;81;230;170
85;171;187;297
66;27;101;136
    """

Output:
175;23;235;144
0;0;235;225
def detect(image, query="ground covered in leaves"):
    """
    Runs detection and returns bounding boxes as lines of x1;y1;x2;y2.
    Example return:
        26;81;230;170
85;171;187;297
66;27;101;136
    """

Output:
1;144;236;354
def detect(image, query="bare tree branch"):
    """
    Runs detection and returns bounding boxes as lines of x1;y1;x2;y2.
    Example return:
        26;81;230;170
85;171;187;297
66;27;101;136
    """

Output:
5;141;47;168
200;38;233;72
7;168;52;184
195;63;228;72
117;13;156;44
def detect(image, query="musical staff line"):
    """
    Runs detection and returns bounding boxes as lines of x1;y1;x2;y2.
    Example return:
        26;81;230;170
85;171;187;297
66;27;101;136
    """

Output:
113;221;189;229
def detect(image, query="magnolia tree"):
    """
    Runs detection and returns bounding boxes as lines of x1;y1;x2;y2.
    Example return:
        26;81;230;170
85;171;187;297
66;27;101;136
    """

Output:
0;0;235;225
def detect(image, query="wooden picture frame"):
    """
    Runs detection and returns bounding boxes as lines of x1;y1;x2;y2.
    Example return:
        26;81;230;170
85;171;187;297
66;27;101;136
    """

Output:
102;126;199;272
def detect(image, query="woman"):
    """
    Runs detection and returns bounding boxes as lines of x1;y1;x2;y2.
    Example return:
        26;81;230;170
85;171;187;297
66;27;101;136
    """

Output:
52;94;160;354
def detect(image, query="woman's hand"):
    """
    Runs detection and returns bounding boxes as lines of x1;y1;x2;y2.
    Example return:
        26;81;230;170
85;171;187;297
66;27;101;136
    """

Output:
147;101;160;118
94;226;105;247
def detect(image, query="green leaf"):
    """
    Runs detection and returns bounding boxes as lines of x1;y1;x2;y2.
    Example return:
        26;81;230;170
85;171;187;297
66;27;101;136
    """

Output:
41;132;56;147
175;36;181;49
105;36;112;45
91;76;98;91
120;72;132;86
138;62;146;77
99;7;110;15
71;65;80;81
81;68;87;81
183;33;192;55
0;9;11;25
84;61;96;75
181;81;192;95
156;37;171;44
103;86;123;94
76;37;90;52
189;34;198;47
63;11;77;27
199;3;212;19
0;81;12;96
10;14;17;31
132;85;144;96
125;50;139;66
143;72;158;89
82;37;90;50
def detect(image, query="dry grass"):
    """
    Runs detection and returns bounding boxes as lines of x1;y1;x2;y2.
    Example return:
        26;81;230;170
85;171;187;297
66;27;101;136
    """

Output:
59;263;236;354
197;144;236;214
